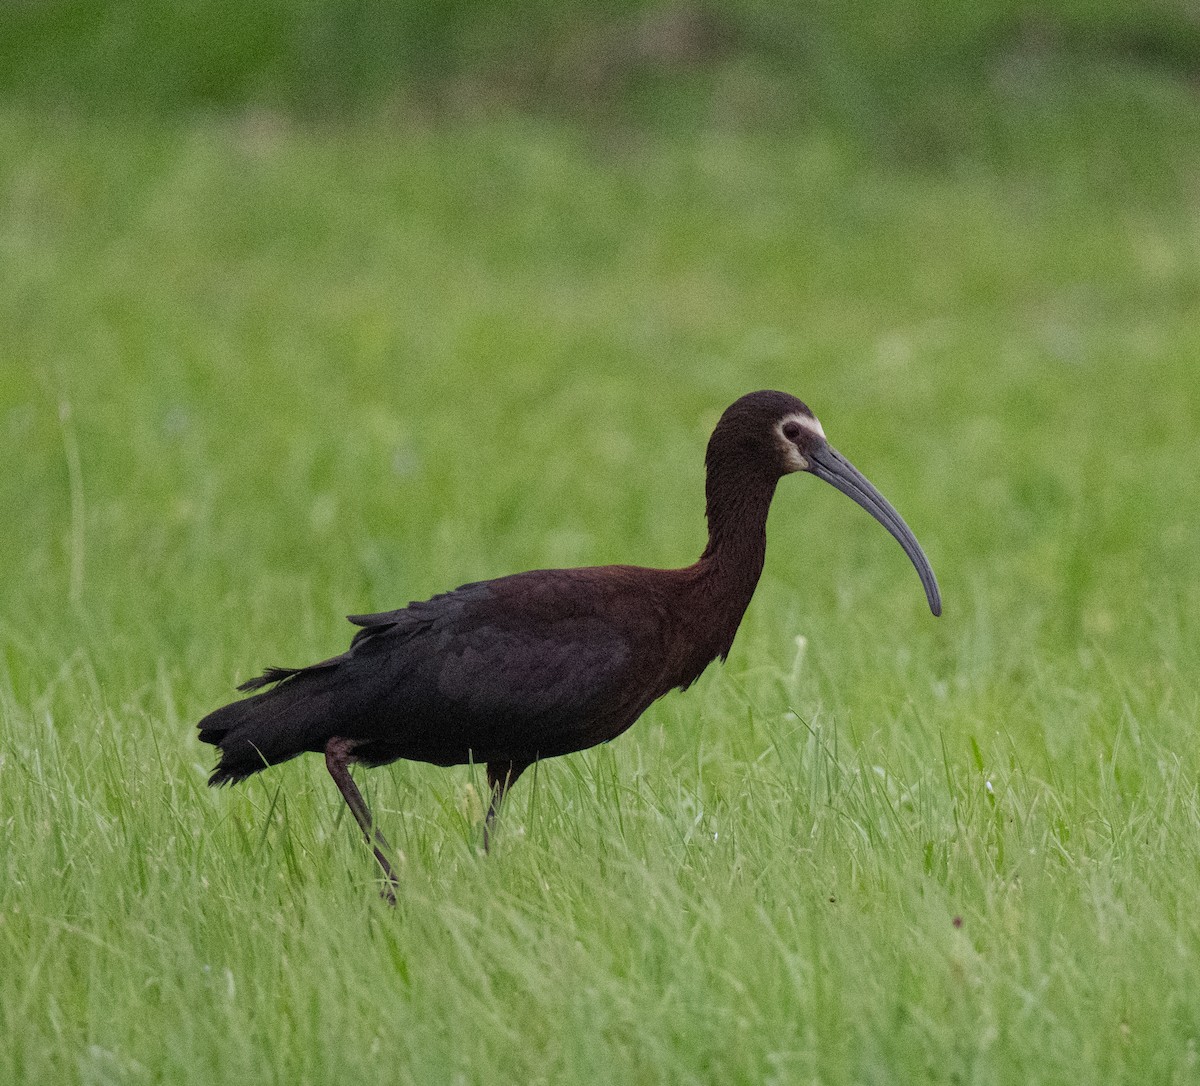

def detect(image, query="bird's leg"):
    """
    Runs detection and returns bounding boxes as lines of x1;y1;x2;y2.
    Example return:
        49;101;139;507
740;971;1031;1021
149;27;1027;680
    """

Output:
324;736;399;904
483;760;529;853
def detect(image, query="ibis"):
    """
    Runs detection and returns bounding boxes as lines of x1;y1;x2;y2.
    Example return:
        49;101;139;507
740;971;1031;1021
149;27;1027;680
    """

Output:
198;391;940;900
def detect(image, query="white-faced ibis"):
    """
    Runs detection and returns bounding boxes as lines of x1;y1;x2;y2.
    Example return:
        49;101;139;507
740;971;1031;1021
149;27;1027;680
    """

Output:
198;391;940;899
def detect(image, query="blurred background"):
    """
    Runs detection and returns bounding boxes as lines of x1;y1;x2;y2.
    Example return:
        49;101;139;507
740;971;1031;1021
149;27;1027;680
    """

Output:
3;0;1198;655
5;0;1200;147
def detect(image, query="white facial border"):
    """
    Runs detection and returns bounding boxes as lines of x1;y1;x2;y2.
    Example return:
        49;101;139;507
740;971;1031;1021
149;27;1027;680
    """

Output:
776;412;826;472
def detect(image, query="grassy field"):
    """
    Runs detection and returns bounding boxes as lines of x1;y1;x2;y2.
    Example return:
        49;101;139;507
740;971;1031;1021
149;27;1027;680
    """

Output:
3;90;1200;1083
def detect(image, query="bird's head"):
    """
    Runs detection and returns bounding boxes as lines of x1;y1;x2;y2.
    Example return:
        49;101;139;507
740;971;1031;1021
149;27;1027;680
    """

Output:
710;391;942;616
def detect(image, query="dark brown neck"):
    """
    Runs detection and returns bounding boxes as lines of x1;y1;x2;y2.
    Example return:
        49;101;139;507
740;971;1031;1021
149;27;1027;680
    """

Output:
700;463;777;576
690;463;779;648
654;460;781;691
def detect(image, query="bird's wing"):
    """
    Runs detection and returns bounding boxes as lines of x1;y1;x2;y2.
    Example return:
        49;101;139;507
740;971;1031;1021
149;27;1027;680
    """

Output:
346;578;491;649
431;610;633;721
343;572;646;756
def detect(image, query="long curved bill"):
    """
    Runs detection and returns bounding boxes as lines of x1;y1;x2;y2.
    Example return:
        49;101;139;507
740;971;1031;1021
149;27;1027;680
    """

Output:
807;443;942;616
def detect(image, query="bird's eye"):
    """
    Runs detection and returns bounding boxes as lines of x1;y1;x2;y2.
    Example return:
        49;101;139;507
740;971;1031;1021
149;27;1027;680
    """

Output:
782;421;803;442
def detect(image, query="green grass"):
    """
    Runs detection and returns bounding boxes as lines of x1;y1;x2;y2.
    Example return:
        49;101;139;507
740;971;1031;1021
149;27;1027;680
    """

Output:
3;99;1200;1083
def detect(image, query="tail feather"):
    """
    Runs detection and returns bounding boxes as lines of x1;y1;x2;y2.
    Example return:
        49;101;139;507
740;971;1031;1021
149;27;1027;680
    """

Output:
236;653;344;692
237;666;306;692
199;655;352;786
198;695;287;785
